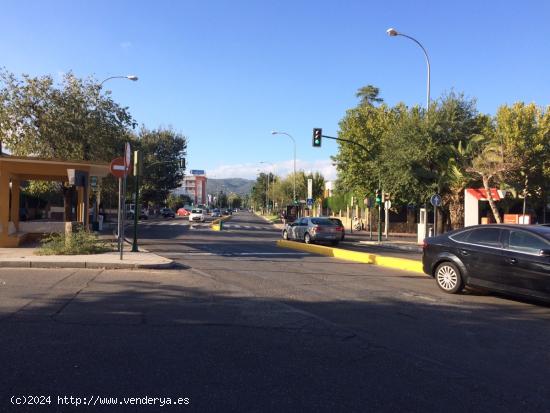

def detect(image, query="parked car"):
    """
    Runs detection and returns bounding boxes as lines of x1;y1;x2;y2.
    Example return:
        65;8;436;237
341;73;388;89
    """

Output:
211;209;221;218
222;209;232;216
189;208;206;222
282;217;343;246
328;218;346;241
176;208;190;217
422;224;550;301
160;207;175;218
127;208;148;220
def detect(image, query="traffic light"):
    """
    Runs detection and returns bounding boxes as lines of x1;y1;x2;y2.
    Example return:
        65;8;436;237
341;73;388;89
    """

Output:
383;192;390;202
312;128;322;147
375;189;382;205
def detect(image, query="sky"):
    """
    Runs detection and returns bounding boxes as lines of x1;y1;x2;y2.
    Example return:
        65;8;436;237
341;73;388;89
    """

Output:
1;0;549;181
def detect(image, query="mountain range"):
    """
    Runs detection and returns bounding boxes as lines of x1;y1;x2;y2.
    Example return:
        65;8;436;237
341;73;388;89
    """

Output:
206;178;254;196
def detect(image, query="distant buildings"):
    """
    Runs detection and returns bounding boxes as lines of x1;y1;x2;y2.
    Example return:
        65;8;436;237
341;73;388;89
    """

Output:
173;170;207;206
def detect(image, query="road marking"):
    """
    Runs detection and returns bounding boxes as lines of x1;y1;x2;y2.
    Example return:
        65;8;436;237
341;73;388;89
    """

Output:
156;251;309;256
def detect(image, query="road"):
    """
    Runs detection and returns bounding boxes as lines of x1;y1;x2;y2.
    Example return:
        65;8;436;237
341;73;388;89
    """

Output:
1;211;549;412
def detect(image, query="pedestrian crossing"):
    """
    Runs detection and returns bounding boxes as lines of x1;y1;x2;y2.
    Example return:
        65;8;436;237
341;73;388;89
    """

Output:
138;221;277;231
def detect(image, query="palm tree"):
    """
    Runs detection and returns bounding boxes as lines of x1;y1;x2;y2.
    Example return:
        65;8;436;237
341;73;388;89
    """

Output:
355;85;383;107
440;135;485;229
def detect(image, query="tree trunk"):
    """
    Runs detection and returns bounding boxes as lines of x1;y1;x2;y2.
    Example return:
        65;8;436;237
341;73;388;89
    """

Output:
483;175;501;223
447;192;464;230
522;174;528;216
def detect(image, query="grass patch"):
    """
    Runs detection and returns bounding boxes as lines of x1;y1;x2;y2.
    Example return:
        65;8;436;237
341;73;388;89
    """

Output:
36;229;113;255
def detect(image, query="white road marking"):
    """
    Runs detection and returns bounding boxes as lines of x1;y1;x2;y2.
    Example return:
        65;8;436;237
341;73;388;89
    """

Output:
157;251;309;256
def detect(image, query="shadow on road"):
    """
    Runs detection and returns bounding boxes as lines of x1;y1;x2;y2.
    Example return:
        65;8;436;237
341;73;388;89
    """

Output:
1;269;549;412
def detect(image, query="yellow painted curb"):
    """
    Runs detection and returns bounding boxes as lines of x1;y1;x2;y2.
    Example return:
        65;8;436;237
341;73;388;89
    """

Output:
276;240;424;274
211;215;232;230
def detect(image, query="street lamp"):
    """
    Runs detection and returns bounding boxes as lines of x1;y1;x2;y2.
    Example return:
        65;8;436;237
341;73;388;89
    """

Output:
271;131;296;203
260;161;276;214
97;74;138;251
100;75;139;87
386;28;431;109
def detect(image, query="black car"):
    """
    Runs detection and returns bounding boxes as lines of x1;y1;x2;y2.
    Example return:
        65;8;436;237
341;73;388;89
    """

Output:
422;224;550;301
160;208;175;218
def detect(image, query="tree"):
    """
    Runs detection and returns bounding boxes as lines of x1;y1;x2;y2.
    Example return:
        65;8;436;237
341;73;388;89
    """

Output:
138;127;187;205
332;101;394;199
355;85;383;107
494;103;550;215
166;194;187;210
0;70;135;161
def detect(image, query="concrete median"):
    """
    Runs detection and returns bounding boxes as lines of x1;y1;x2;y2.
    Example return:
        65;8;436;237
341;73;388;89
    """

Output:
276;240;424;274
211;215;233;231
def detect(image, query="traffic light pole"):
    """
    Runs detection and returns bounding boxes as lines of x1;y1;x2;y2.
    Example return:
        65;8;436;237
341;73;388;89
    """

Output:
131;150;141;252
321;133;384;241
378;204;382;243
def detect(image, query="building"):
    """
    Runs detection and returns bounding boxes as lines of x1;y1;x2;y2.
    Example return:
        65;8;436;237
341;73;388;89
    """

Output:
173;170;207;206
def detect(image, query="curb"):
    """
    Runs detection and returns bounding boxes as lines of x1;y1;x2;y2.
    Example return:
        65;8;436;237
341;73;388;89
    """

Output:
255;213;283;229
0;259;176;270
276;240;424;274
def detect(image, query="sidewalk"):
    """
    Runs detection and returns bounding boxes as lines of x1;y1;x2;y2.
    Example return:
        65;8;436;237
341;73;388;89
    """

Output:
344;230;423;253
0;242;174;269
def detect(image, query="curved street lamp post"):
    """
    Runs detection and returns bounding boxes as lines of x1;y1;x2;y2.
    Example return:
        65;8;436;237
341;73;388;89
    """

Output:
271;131;296;203
98;75;138;255
386;28;430;109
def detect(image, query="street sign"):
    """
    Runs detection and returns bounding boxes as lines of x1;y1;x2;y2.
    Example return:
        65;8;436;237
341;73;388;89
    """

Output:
430;194;442;207
306;198;313;207
125;142;131;168
110;157;130;178
384;200;392;209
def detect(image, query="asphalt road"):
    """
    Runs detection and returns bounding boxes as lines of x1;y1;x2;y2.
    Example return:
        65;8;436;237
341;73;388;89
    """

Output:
1;211;549;412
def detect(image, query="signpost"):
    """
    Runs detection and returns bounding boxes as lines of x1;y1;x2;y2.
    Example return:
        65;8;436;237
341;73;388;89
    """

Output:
384;199;391;240
110;144;132;260
430;194;442;237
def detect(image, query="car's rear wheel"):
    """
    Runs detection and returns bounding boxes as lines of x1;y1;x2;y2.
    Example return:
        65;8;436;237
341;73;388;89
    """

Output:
435;262;464;294
304;233;312;244
282;230;289;240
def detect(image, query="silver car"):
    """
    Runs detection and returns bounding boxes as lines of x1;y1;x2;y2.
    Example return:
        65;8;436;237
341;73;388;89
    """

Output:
282;217;343;246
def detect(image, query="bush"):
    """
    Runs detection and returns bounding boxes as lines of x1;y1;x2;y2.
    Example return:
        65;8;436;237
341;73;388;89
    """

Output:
37;229;113;255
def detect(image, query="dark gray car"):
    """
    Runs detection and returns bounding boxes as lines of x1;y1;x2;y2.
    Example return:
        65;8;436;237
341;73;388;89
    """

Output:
282;217;343;246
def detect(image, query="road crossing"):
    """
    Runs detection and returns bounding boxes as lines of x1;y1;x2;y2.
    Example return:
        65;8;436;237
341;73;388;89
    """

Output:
138;220;278;231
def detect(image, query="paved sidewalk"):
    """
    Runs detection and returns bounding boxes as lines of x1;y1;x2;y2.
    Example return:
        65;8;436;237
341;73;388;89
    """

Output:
344;231;422;253
0;242;174;269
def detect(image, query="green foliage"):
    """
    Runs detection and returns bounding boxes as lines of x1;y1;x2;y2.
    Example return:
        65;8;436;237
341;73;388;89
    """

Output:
37;229;112;255
166;194;187;210
0;70;135;161
138;127;187;205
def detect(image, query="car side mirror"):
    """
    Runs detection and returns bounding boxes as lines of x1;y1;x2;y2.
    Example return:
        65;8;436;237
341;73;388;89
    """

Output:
539;249;550;257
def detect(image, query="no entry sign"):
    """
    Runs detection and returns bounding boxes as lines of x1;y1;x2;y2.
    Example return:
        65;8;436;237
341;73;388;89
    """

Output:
110;157;131;178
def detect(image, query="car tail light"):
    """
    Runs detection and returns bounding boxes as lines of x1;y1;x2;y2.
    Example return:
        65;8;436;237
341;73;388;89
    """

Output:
335;226;344;231
312;225;324;233
422;239;428;249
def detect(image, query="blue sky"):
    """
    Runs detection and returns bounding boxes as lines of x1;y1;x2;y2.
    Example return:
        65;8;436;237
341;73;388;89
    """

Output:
1;0;549;180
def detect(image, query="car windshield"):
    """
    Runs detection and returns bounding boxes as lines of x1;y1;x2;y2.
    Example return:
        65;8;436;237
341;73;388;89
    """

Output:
311;218;336;225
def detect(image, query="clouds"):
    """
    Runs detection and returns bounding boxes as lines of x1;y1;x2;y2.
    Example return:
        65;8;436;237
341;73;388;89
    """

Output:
205;159;337;181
